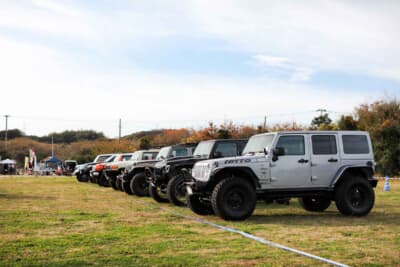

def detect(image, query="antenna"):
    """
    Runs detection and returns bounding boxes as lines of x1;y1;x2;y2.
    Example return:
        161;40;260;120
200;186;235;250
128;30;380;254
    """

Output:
119;118;122;142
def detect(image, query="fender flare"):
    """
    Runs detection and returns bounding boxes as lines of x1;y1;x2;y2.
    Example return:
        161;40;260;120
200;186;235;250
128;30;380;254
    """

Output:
330;165;374;187
210;167;261;189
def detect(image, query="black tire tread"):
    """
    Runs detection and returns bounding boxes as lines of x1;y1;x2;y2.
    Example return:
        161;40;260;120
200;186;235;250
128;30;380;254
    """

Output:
130;172;149;197
335;176;375;216
149;185;169;203
167;173;186;206
211;177;256;221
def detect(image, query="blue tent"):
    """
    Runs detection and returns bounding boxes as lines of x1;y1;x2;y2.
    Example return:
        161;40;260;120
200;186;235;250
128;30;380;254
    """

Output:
45;156;62;169
45;156;62;163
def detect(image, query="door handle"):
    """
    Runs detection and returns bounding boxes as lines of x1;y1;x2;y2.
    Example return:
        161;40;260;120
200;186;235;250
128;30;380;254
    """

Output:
328;158;338;163
298;159;309;163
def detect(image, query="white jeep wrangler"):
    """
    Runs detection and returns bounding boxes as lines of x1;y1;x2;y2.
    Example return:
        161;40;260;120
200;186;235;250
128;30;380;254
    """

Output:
187;131;377;221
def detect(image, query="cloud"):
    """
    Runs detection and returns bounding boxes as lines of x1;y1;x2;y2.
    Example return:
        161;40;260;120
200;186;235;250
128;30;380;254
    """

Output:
32;0;79;16
0;37;379;137
253;55;314;81
0;1;398;137
187;0;400;82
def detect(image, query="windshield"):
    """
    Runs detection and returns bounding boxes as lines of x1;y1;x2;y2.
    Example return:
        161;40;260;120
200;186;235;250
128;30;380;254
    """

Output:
104;155;116;162
193;141;214;158
171;147;190;157
156;147;171;160
141;152;158;160
130;151;140;160
95;155;111;163
242;134;275;155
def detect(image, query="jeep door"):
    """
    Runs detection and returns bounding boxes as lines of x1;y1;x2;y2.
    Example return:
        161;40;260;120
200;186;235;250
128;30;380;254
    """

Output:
270;134;311;188
310;134;340;186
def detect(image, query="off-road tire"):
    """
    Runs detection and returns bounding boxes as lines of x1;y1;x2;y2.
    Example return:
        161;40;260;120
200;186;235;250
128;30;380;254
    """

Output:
89;175;97;184
149;184;169;203
110;178;118;190
299;196;331;212
122;179;133;195
76;174;89;182
97;174;110;187
130;172;149;197
115;177;122;191
167;174;187;206
186;194;214;215
211;177;256;221
335;176;375;216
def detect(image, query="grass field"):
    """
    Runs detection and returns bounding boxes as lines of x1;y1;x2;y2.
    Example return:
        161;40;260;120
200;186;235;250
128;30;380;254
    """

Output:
0;176;399;266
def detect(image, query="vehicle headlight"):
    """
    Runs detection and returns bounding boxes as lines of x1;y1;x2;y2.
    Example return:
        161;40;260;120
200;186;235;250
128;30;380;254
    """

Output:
192;162;213;182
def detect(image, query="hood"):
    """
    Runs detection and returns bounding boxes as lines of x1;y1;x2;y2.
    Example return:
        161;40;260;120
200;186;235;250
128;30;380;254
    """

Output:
133;159;161;167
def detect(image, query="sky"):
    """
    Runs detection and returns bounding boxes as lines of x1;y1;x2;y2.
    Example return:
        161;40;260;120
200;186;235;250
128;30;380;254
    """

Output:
0;0;399;138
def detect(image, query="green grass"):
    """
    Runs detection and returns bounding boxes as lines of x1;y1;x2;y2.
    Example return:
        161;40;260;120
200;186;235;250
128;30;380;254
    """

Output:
0;176;399;266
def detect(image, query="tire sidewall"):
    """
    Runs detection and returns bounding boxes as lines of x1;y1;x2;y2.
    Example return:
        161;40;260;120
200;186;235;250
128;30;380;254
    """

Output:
186;194;214;215
212;178;256;221
149;184;169;203
167;174;186;206
335;177;375;216
131;172;149;196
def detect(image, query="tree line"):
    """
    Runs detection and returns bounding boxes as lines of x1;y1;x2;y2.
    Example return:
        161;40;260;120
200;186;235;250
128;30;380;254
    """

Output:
0;97;399;176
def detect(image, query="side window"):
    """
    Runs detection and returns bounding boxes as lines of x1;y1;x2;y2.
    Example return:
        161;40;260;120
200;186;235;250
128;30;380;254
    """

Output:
342;135;369;154
215;143;238;157
277;135;305;155
312;135;337;155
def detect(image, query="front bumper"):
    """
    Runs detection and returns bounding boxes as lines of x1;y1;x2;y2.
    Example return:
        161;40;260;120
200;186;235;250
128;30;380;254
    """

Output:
145;167;169;186
183;171;208;194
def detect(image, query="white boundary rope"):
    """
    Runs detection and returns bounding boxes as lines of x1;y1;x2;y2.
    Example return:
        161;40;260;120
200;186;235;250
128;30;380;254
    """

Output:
133;197;350;267
376;177;400;180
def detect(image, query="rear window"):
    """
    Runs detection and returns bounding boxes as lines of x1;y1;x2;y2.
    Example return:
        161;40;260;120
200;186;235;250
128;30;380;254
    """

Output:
342;135;369;154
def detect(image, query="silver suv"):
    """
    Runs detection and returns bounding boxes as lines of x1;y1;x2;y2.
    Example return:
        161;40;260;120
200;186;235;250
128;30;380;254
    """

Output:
187;131;377;221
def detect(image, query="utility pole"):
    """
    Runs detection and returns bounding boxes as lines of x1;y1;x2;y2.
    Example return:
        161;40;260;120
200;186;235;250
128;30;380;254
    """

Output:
118;118;122;142
51;135;54;157
4;115;10;151
263;115;267;131
316;109;327;117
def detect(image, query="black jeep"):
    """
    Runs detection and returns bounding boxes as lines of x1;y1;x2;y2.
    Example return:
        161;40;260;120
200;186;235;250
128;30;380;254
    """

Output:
120;144;197;196
146;139;247;206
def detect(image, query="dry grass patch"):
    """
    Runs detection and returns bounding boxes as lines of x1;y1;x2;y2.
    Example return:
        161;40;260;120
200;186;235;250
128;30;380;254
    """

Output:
0;176;399;266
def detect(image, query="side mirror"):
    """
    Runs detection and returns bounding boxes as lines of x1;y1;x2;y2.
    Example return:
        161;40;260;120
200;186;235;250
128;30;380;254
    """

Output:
272;147;285;161
275;147;285;156
263;148;268;155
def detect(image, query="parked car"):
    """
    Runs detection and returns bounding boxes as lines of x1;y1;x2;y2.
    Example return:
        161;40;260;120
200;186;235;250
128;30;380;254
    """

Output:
64;160;78;176
75;154;115;183
146;139;247;206
117;149;160;195
102;153;136;189
186;131;378;220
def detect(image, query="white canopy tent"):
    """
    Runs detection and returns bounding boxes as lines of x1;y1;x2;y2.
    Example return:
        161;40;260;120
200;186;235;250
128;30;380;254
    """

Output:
0;159;17;174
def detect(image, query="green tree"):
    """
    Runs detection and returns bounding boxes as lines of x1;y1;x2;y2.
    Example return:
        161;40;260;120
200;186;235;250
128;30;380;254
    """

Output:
337;115;358;130
355;98;400;176
217;129;231;139
0;129;24;140
310;113;332;130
